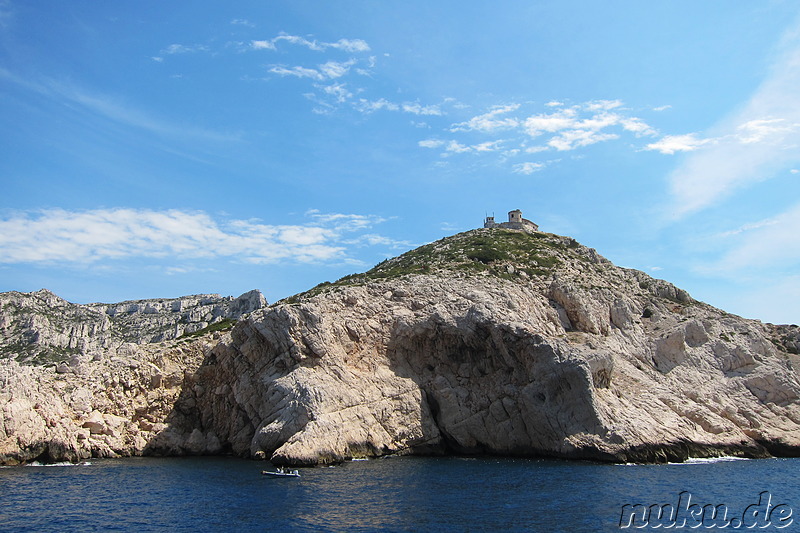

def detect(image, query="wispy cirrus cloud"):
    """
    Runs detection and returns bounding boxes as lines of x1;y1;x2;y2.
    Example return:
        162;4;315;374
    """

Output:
151;43;210;62
151;30;442;117
230;18;255;28
450;104;520;132
653;23;800;218
0;68;239;144
699;202;800;278
269;59;357;82
244;34;378;112
513;162;545;175
645;119;800;156
0;208;397;266
354;98;443;116
160;43;210;55
249;34;370;53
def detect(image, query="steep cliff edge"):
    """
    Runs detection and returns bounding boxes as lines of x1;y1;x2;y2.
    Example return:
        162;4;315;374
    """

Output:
146;229;800;465
0;290;265;464
0;289;266;366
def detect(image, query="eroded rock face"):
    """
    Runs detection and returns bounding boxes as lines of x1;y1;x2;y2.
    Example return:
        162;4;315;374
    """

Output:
0;289;265;465
148;233;800;465
0;289;266;365
0;337;212;464
3;229;800;466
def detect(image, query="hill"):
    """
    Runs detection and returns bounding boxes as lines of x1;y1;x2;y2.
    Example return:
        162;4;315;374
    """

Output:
2;228;800;465
151;228;800;465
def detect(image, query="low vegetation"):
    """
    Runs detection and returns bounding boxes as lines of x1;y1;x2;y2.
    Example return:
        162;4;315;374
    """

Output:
179;318;237;339
278;228;580;304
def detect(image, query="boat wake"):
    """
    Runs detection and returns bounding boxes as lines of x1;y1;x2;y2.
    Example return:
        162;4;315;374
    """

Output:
25;461;92;467
674;457;750;465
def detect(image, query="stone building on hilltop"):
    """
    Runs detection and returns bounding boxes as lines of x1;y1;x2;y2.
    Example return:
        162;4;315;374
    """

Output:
484;209;539;233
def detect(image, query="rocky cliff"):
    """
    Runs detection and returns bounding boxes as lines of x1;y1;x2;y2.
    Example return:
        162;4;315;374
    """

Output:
146;229;800;465
0;289;266;366
0;290;265;464
3;229;800;466
0;334;222;464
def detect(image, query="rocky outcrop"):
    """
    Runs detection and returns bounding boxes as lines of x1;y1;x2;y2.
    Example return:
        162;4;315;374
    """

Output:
0;335;214;464
0;289;265;464
3;229;800;466
145;229;800;465
0;289;266;365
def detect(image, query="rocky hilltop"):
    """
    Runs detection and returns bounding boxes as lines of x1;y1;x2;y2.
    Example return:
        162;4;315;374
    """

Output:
149;229;800;465
3;228;800;466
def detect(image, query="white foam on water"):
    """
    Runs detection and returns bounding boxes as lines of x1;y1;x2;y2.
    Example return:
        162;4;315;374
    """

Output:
25;461;92;467
673;457;750;465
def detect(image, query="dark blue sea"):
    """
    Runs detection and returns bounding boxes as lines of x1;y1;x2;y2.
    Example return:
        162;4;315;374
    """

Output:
1;455;797;532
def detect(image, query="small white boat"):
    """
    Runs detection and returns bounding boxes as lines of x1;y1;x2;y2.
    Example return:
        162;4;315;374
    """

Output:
261;468;300;478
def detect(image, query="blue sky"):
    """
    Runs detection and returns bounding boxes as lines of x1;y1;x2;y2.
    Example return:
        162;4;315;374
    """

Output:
1;1;800;325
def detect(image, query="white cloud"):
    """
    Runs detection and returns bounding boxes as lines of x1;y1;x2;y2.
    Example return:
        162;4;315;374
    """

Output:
620;117;658;136
0;208;395;266
319;83;352;103
415;99;658;170
652;105;672;112
250;34;370;53
735;118;797;144
791;169;800;174
450;104;520;132
664;23;800;217
304;209;386;231
401;102;442;116
446;140;472;153
318;59;357;79
523;108;579;136
644;133;712;154
418;139;445;148
269;65;327;81
547;129;619;151
523;106;655;147
422;139;504;155
271;34;325;51
513;162;545;175
355;98;400;113
270;60;358;83
160;43;209;55
585;99;623;111
231;19;255;27
716;218;780;238
525;146;549;154
353;98;442;116
473;141;502;152
329;39;371;52
251;40;276;50
342;233;412;248
706;202;800;275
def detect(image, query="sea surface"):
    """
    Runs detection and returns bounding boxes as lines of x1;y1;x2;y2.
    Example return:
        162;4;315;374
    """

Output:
1;455;797;532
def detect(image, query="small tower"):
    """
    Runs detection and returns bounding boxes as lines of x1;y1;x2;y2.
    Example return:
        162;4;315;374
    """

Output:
482;208;538;233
